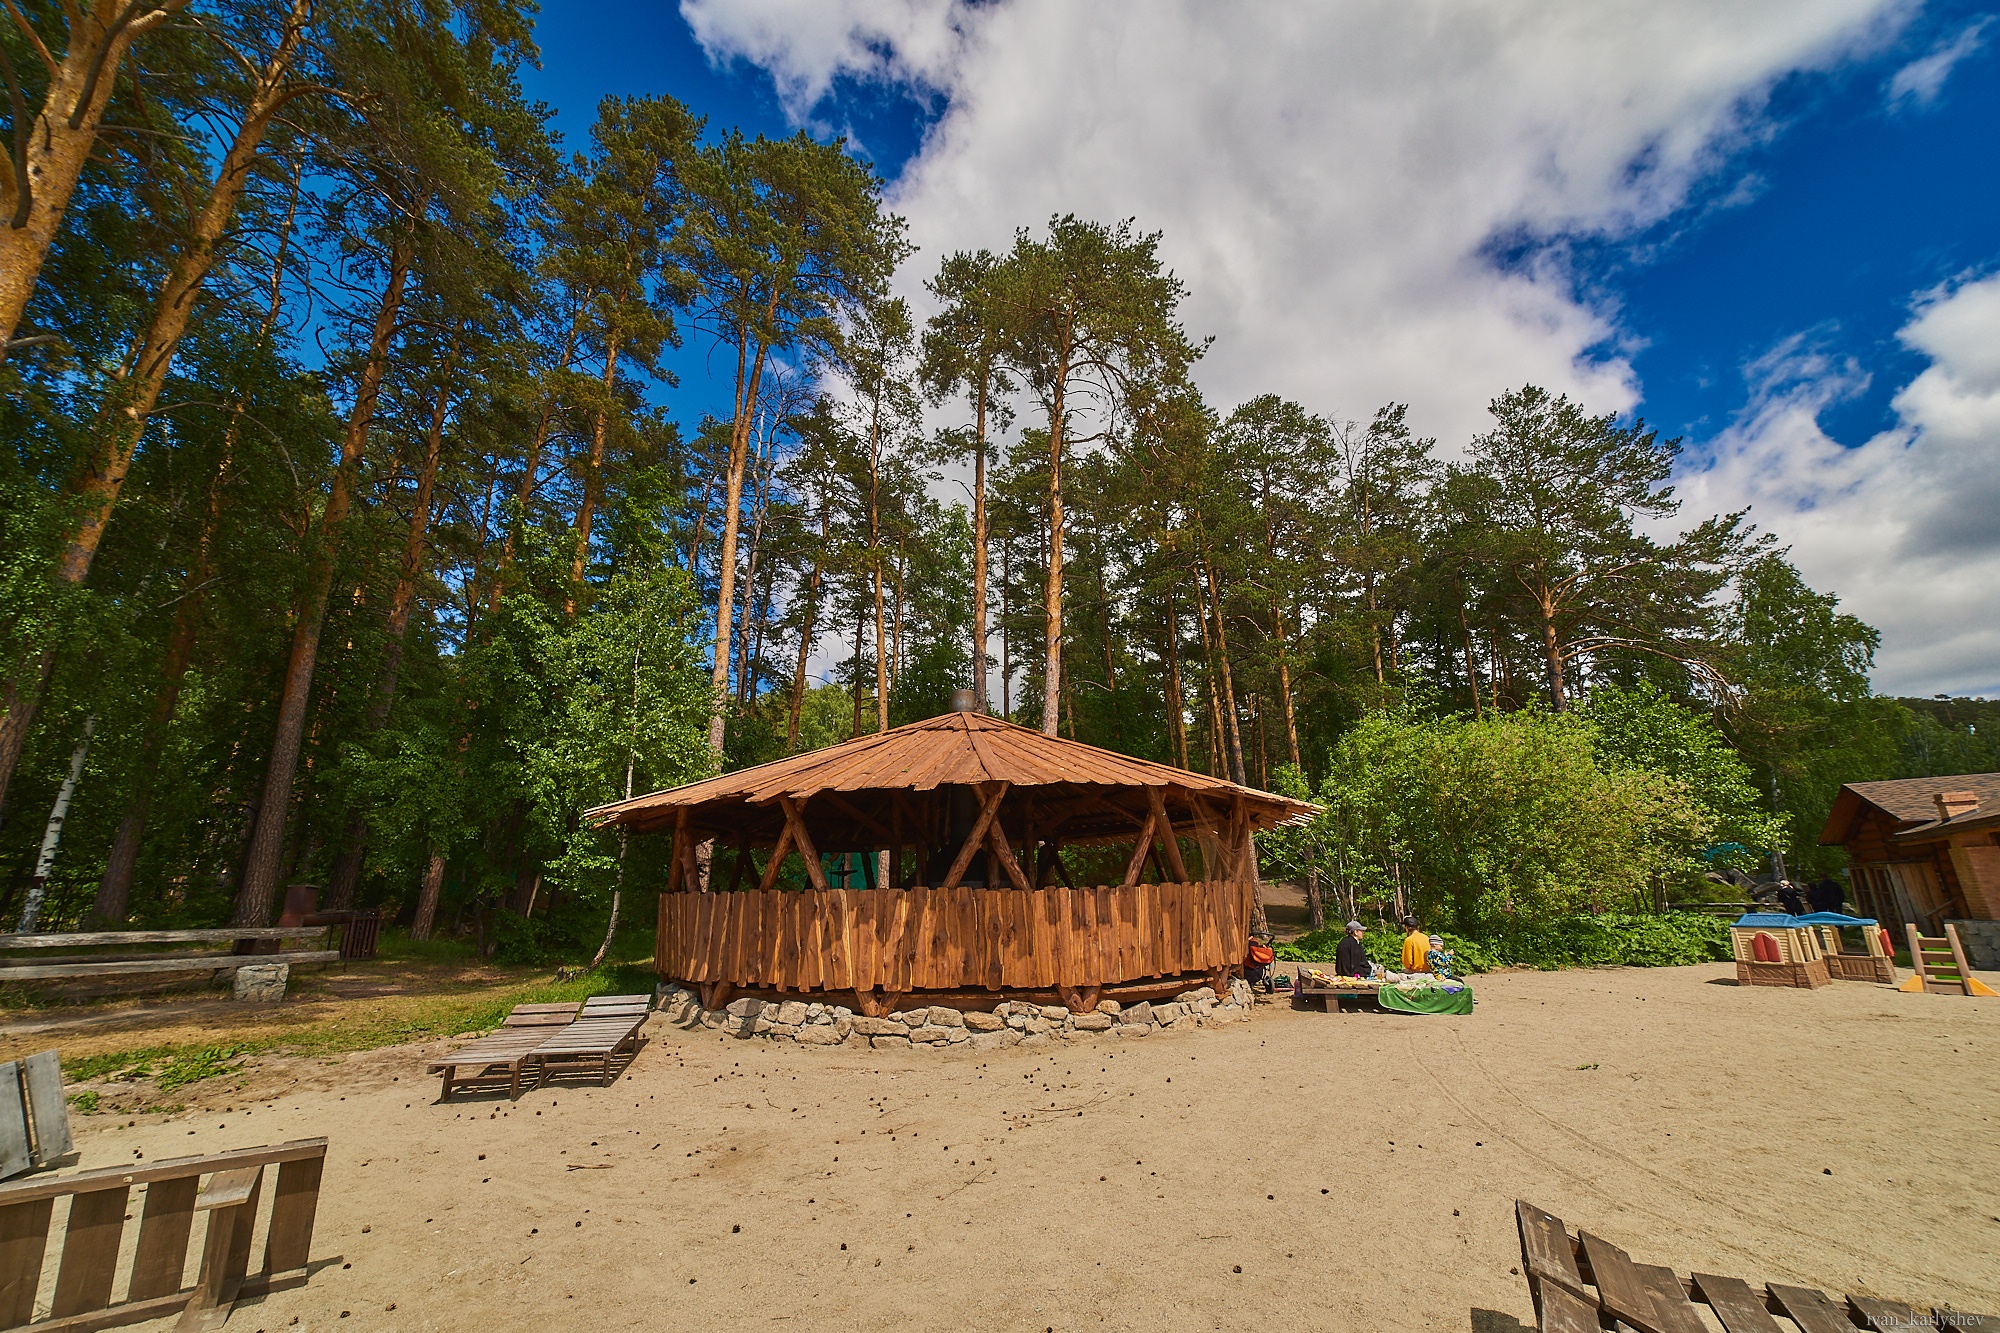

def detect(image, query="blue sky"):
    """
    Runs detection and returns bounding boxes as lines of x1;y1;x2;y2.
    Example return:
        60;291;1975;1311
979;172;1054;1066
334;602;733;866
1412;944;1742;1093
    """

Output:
519;2;2000;696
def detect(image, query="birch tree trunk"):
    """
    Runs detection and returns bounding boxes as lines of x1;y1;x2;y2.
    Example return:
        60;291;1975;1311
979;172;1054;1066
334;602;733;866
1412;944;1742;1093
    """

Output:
15;717;93;932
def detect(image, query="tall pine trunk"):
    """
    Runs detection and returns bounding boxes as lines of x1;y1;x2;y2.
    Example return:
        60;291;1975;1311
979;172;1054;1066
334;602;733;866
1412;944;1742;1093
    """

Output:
785;497;829;751
0;0;184;354
326;352;458;909
707;308;778;760
971;380;989;709
566;336;621;616
1041;370;1067;736
1201;550;1247;784
232;237;412;926
0;5;304;810
93;162;304;924
488;316;580;613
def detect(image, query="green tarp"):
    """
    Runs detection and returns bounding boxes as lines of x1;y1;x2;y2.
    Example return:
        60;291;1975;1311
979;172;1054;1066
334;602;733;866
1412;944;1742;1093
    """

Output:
1376;983;1474;1015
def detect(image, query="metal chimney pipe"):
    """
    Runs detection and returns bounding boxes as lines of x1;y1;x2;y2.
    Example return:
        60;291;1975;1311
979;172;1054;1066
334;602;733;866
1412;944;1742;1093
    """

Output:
949;688;977;713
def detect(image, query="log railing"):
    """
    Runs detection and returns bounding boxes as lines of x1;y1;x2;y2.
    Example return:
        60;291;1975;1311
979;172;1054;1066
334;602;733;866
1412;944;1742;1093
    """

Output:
657;879;1253;1005
0;1137;327;1331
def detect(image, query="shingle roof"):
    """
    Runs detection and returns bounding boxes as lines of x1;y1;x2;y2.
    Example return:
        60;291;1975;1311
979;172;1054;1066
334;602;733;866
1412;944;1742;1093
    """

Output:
1818;773;2000;846
588;710;1315;846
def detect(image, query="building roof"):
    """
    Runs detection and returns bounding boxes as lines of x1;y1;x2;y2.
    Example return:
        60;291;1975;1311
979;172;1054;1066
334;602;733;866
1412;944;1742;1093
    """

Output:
1817;773;2000;846
588;710;1317;847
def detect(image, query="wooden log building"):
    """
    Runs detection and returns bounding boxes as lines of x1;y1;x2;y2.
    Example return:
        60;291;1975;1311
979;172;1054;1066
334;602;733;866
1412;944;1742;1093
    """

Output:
589;696;1315;1016
1819;773;2000;935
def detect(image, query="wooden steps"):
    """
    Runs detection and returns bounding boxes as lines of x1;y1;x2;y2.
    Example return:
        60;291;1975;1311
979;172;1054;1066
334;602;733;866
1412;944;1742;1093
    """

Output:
1899;922;1998;996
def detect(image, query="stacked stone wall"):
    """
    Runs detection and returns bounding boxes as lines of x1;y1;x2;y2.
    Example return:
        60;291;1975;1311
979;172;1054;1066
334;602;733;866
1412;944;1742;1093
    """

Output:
655;979;1255;1051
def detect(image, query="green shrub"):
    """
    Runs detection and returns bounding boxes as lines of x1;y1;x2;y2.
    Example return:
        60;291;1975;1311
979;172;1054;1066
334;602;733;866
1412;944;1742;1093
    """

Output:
1273;912;1728;973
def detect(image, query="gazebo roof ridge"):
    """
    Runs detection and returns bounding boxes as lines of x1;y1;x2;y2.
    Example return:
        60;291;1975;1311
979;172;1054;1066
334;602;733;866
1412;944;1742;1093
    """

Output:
587;708;1315;827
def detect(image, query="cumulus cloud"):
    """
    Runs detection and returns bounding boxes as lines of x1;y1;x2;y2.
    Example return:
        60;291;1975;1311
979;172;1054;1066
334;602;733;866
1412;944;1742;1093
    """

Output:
683;0;2000;694
682;0;1906;447
1678;273;2000;697
1885;17;1991;110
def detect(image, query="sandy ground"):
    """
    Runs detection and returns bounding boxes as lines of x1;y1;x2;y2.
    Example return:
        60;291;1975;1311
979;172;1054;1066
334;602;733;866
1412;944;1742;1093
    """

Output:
32;962;2000;1332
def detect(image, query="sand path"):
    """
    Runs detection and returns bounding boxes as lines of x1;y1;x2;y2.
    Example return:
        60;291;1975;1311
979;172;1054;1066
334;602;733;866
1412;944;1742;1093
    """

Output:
46;962;2000;1331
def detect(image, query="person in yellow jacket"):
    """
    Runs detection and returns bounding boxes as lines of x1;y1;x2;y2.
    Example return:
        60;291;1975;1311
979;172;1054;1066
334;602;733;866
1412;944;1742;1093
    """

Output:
1399;916;1431;973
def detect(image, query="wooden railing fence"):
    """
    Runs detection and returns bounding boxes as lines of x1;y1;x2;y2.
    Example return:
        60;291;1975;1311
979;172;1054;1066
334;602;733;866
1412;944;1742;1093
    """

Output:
657;879;1253;994
0;1137;327;1332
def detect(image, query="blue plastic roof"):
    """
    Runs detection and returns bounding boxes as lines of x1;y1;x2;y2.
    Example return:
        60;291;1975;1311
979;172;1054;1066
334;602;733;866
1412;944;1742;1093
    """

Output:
1733;912;1877;928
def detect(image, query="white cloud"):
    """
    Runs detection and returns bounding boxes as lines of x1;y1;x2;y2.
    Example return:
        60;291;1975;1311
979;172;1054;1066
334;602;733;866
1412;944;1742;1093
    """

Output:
682;0;1907;449
684;0;2000;695
1886;17;1991;110
1679;273;2000;697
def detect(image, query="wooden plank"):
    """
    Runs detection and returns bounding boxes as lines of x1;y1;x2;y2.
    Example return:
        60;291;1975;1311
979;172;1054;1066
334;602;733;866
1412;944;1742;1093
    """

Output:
0;1069;25;1184
195;1168;262;1213
826;890;853;991
0;1140;325;1210
0;928;325;949
887;890;913;995
0;953;340;982
1848;1295;1920;1330
129;1175;199;1301
1037;888;1061;988
1577;1230;1661;1333
1515;1201;1585;1298
1690;1274;1785;1333
1769;1284;1855;1333
1634;1263;1708;1333
0;1197;52;1329
263;1155;322;1276
49;1186;127;1318
1536;1284;1603;1333
981;889;1003;991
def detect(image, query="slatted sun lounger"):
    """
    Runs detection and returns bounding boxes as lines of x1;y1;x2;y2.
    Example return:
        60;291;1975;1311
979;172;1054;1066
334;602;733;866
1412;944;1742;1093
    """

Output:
1514;1199;1990;1332
531;995;652;1088
427;1002;579;1100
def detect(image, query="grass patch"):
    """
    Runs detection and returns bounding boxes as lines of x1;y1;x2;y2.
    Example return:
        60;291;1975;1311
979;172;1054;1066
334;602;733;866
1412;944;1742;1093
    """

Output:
66;1090;99;1113
57;961;655;1087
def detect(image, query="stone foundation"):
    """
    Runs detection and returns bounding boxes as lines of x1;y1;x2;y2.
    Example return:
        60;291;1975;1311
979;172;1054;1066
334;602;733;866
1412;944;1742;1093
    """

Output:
653;979;1256;1050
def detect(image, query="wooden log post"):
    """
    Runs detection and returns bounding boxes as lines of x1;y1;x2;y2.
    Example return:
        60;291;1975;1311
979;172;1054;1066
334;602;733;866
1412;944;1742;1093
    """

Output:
757;817;796;893
986;818;1031;892
1118;807;1157;888
939;782;1008;890
779;796;830;892
1149;787;1189;881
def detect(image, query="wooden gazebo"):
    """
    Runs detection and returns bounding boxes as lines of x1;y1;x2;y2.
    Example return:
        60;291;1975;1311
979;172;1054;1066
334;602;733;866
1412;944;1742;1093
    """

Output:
589;702;1314;1016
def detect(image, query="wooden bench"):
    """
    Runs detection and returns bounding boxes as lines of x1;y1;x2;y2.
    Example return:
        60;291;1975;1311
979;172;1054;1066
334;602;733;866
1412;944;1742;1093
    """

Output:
1515;1199;1989;1332
0;1137;328;1332
0;929;340;988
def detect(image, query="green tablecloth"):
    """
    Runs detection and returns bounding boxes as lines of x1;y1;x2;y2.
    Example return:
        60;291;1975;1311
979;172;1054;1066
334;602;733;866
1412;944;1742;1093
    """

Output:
1375;983;1474;1015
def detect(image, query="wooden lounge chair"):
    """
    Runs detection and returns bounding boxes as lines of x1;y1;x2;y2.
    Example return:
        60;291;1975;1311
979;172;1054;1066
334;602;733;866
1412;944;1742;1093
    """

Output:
1515;1199;1990;1332
531;994;652;1088
428;1002;579;1100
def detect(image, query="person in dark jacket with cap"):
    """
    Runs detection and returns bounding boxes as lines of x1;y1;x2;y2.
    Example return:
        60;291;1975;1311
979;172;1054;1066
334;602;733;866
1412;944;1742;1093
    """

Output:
1335;920;1372;979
